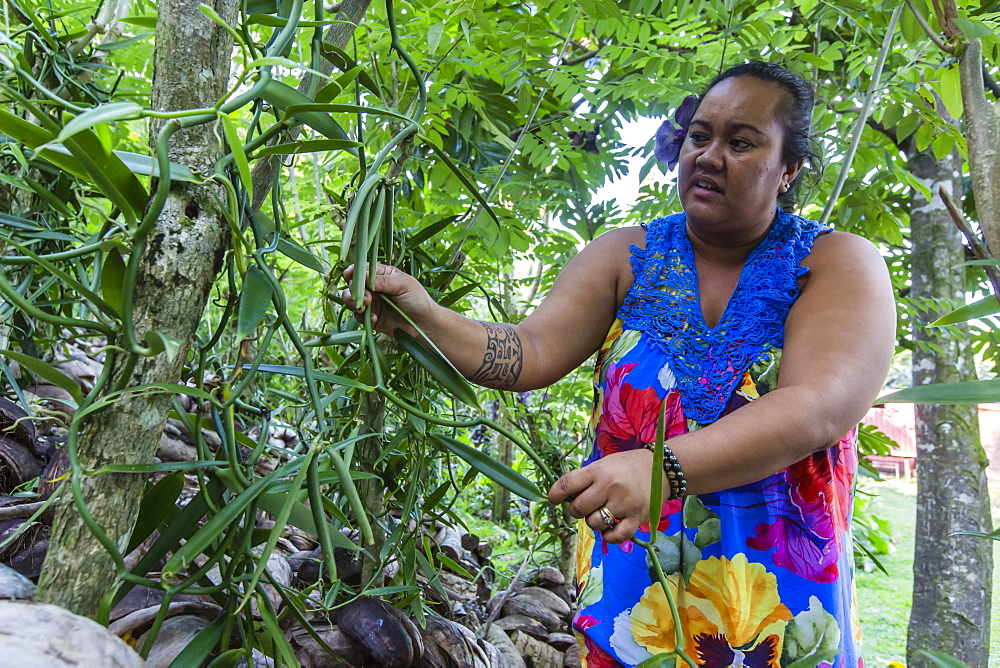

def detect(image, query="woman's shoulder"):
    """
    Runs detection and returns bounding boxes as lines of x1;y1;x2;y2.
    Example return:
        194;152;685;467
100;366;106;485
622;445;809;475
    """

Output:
800;230;887;287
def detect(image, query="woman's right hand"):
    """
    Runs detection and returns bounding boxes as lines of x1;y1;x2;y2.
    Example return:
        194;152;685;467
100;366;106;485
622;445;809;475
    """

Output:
340;264;439;336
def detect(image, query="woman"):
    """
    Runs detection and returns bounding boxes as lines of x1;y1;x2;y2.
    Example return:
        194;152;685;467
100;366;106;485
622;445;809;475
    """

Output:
343;62;895;667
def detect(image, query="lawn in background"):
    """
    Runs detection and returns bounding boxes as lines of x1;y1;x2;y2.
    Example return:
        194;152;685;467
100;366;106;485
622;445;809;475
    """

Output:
856;479;1000;666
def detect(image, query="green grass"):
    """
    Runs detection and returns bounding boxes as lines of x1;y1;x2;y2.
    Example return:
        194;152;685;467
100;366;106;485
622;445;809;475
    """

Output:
856;479;1000;666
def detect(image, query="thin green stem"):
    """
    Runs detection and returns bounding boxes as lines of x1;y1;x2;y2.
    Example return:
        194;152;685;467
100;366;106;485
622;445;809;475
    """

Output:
818;6;903;228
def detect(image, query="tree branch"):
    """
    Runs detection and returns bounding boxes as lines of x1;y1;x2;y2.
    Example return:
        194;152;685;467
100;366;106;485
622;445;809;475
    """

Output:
905;0;953;53
939;184;1000;300
983;65;1000;99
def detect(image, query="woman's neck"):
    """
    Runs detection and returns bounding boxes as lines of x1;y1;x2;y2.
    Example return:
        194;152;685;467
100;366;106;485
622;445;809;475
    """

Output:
685;210;778;268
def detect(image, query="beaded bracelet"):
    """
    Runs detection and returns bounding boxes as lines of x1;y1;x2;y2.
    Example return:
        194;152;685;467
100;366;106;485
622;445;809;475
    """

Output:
644;443;688;501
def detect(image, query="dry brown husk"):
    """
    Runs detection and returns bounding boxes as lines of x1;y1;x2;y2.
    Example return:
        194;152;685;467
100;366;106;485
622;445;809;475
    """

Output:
0;436;43;493
337;596;424;667
0;600;143;666
285;617;366;667
0;397;35;447
136;614;208;667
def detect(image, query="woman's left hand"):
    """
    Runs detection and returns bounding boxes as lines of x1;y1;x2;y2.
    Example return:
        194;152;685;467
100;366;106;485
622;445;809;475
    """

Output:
548;448;662;544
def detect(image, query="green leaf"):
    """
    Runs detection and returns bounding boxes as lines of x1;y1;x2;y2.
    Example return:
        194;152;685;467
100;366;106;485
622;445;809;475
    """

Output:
248;364;373;390
101;248;126;314
206;649;245;668
52;102;143;146
143;330;183;362
930;295;1000;326
780;596;842;667
427;23;444;54
0;350;82;402
62;130;148;223
168;617;225;668
96;32;153;51
936;67;963;119
163;465;286;576
91;461;227;474
236;265;273;342
694;518;721;549
431;434;545;502
251;138;363;158
435;551;473;578
219;114;252;201
635;655;676;668
681;494;719;529
878;379;1000;405
278;237;327;273
110;149;200;183
127;471;185;553
119;16;157;28
951;18;994;40
395;330;479;408
407;216;459;247
259;81;354;148
645;531;700;581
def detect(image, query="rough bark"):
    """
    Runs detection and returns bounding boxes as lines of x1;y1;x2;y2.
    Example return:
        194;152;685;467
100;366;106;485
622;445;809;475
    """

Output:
956;40;1000;258
491;414;513;524
905;148;993;667
36;0;238;617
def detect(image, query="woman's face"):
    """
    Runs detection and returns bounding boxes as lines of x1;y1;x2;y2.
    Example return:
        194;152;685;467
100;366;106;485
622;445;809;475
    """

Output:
678;76;803;244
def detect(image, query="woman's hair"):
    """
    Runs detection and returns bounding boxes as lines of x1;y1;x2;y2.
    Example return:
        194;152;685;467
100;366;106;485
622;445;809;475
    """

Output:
700;61;819;209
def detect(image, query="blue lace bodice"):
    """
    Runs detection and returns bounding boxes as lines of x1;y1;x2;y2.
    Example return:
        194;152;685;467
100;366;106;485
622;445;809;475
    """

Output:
617;208;829;424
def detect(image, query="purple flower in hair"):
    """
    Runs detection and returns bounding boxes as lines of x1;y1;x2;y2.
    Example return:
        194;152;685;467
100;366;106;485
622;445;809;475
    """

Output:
653;94;699;170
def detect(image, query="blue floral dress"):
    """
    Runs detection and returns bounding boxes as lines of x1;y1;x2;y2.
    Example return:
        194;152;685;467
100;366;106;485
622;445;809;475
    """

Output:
573;209;863;667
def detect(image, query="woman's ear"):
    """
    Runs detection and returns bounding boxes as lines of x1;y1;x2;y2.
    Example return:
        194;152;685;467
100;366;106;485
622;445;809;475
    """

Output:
784;157;805;187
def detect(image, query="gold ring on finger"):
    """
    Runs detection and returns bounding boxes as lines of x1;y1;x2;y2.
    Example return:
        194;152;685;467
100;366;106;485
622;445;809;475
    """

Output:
598;506;617;529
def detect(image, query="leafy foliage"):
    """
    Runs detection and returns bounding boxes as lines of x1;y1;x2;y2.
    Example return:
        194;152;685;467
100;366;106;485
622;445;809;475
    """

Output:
1;0;998;662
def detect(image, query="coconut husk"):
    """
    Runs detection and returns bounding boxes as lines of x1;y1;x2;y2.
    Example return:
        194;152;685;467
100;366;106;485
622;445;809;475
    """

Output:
418;615;491;668
546;632;577;651
509;630;564;668
156;434;196;462
563;645;582;668
109;600;223;638
0;519;48;579
0;562;35;600
517;586;571;620
337;596;424;667
500;595;562;632
525;566;565;587
136;614;208;667
492;614;549;640
37;445;67;499
0;398;35;447
0;437;43;494
0;601;143;666
484;624;525;668
52;357;102;393
286;619;365;667
22;384;75;423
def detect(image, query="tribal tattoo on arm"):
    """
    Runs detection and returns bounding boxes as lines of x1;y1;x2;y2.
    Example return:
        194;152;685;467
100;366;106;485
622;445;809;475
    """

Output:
469;322;523;390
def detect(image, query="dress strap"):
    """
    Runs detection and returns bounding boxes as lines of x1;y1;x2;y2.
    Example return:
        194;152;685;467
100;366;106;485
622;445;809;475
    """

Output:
617;208;829;424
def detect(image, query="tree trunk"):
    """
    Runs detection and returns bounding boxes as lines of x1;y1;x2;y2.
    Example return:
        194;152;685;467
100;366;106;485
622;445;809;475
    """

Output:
36;0;238;617
906;148;993;667
491;413;513;524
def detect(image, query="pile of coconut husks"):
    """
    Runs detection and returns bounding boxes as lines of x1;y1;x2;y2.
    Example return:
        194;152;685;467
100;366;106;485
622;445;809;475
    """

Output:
0;345;583;666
